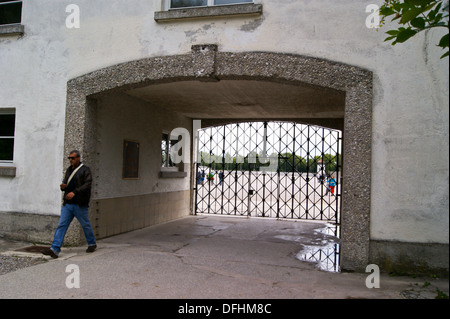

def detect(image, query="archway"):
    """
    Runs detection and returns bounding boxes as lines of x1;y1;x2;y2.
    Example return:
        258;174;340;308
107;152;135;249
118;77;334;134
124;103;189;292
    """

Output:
64;45;373;271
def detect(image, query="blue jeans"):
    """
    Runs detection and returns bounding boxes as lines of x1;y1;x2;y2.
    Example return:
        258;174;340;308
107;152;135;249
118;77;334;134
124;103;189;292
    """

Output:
51;204;96;255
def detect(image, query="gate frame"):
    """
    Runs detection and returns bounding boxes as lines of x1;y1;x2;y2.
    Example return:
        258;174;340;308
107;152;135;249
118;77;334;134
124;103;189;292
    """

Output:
65;45;372;271
194;121;342;222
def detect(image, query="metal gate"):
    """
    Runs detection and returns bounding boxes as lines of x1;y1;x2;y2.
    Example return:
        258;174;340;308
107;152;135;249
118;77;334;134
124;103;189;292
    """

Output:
194;121;341;222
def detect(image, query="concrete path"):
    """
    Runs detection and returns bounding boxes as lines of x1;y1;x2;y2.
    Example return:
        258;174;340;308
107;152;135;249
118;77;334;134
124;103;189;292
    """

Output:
0;215;448;299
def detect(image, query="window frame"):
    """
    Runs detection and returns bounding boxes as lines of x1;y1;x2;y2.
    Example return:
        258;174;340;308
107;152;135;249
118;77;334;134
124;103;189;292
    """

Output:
0;0;22;26
161;132;179;170
156;1;262;22
165;0;253;10
160;132;188;178
0;108;16;165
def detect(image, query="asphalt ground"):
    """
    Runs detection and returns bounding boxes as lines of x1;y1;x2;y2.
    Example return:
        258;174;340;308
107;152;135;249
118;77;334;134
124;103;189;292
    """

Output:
0;215;448;303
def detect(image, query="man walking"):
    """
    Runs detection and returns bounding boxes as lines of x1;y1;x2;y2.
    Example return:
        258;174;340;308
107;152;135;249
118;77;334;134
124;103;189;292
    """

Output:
42;150;97;258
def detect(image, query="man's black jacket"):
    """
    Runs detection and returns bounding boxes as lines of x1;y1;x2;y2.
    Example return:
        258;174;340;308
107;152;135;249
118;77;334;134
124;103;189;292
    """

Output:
61;163;92;207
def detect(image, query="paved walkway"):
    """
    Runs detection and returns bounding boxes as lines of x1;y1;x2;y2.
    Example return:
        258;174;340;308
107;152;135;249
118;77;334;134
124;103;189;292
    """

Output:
0;216;448;299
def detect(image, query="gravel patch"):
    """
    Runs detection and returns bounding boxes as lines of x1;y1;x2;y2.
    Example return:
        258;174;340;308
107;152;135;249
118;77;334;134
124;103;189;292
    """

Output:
0;256;47;276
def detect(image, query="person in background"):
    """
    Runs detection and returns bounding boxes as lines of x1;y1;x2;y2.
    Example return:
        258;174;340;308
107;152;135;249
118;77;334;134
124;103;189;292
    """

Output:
327;174;337;195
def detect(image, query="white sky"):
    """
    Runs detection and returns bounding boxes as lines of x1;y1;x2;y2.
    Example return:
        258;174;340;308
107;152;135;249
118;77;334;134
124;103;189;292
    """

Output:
196;121;341;161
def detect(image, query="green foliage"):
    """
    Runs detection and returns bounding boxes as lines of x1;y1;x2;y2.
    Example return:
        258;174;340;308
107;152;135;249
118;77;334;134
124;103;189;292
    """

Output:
199;151;340;174
436;288;449;299
380;0;449;58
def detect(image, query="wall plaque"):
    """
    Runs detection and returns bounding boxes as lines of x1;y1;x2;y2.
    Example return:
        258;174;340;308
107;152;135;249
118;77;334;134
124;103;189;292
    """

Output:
123;140;139;179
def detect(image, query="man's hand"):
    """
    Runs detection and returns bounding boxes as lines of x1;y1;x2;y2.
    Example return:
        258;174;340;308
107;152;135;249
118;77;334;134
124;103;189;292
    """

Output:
60;183;67;190
65;192;75;200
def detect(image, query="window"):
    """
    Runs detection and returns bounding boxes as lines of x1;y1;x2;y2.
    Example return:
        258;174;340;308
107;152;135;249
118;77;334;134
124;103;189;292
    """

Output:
160;132;188;178
0;1;22;26
161;133;178;168
170;0;252;9
156;0;261;22
0;109;15;163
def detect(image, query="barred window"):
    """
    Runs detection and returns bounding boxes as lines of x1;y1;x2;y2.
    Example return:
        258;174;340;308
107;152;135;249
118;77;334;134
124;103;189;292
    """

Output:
161;133;178;168
0;1;22;25
0;109;15;162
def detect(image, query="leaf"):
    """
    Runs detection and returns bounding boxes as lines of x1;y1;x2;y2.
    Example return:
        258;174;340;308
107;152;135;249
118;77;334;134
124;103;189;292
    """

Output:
400;3;438;24
400;8;423;24
428;7;437;20
380;6;396;16
410;17;426;29
381;8;395;16
386;29;400;35
440;51;449;59
384;35;397;42
392;2;404;12
395;28;417;43
406;0;434;5
434;2;443;13
438;33;449;48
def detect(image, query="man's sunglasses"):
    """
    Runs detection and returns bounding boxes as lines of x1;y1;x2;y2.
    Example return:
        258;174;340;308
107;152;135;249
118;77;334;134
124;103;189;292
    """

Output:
67;156;79;160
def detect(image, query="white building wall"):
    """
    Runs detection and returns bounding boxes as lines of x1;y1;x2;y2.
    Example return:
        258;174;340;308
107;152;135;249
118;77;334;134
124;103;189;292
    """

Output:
0;0;448;244
95;93;192;199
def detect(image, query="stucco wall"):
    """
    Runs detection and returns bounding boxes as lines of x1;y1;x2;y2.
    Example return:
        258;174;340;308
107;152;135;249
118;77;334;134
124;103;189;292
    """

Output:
0;0;448;248
95;93;191;199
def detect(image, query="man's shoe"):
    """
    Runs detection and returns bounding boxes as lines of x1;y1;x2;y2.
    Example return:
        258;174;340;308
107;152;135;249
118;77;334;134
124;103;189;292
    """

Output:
86;245;97;253
41;247;58;259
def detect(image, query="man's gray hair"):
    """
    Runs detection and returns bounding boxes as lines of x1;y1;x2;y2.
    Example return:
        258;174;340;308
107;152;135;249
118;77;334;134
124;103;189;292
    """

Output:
69;150;81;157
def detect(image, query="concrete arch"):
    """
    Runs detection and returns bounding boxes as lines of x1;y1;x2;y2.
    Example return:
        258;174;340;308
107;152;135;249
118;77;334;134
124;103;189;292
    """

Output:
65;45;373;271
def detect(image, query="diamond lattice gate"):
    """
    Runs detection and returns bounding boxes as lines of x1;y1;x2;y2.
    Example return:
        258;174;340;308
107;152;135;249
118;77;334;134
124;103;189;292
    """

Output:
195;122;341;223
